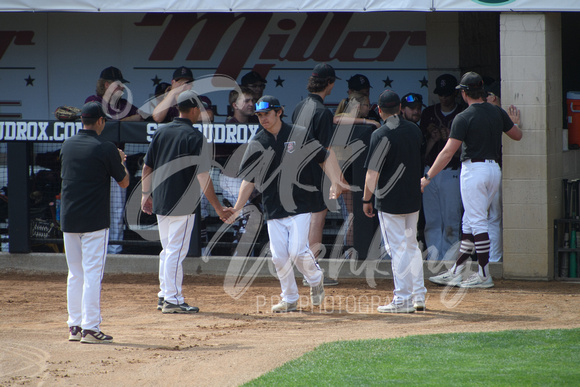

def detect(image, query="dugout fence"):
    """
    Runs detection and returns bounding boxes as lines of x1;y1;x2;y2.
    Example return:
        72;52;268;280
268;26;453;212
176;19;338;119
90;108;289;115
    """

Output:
0;120;378;259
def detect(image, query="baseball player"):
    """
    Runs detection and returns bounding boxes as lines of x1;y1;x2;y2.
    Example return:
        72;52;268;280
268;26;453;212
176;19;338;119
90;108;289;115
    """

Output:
228;95;343;313
420;75;464;261
60;102;130;343
142;90;231;314
423;72;522;288
363;90;427;313
292;63;340;285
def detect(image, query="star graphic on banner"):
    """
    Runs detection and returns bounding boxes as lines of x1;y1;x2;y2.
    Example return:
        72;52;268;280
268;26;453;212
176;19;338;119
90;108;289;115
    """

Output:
382;77;393;88
274;76;285;87
419;76;429;88
25;75;35;86
151;75;162;86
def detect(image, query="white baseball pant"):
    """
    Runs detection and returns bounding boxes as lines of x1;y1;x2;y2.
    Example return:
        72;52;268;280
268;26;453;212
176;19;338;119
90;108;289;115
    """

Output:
422;166;462;260
64;228;109;332
108;177;126;254
460;160;501;235
157;213;195;305
267;213;322;304
378;211;426;305
488;180;503;262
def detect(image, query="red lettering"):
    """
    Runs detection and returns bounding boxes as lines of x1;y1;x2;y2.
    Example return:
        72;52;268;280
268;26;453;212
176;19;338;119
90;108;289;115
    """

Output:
148;14;203;61
0;31;34;60
211;14;272;79
334;31;387;61
260;19;295;60
312;13;353;62
377;31;413;62
282;13;327;61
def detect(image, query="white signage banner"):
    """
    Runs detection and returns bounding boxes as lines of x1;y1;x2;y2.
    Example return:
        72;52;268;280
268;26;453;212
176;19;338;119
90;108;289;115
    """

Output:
0;1;434;13
1;0;579;12
0;12;428;120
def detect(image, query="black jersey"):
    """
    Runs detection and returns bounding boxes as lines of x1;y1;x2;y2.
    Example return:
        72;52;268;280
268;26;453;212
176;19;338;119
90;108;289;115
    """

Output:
144;118;211;216
60;130;127;233
364;116;423;215
239;121;328;220
450;103;514;162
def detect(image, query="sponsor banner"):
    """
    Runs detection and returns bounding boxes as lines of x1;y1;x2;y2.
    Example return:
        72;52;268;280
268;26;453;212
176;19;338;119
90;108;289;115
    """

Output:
0;12;427;121
0;121;260;144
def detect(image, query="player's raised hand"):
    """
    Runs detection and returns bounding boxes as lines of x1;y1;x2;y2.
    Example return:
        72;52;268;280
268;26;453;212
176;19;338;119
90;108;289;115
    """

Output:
508;105;520;126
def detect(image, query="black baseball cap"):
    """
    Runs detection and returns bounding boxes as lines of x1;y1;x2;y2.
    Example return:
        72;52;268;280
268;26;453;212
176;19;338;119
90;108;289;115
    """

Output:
401;93;424;108
485;80;501;98
241;71;267;85
177;90;199;109
456;72;484;90
347;74;371;91
378;89;400;109
173;66;194;82
433;74;457;95
312;63;341;79
155;82;171;97
81;101;107;120
100;66;129;83
200;95;212;110
255;95;281;113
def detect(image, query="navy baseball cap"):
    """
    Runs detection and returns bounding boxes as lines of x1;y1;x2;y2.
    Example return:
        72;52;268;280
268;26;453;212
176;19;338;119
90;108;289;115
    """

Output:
100;66;129;83
241;71;267;85
312;63;341;79
378;89;400;109
255;95;281;113
347;74;371;91
81;101;107;120
456;72;484;90
433;74;457;95
173;66;194;82
401;93;424;108
177;90;199;109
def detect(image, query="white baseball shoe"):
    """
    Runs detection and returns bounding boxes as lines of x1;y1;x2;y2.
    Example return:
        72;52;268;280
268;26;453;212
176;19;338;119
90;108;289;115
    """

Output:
310;280;325;306
377;302;415;314
458;273;494;288
271;300;297;313
429;269;463;286
413;299;426;311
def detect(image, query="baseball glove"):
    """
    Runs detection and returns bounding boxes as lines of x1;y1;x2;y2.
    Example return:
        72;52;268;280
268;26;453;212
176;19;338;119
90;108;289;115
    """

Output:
54;106;81;121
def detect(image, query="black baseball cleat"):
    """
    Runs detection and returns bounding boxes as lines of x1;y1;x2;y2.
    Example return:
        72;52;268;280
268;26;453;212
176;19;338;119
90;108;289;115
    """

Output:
162;301;199;314
157;297;164;311
68;326;82;341
80;330;113;344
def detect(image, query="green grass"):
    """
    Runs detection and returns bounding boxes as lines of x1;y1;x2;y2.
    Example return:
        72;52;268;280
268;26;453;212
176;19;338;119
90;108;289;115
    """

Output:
244;328;580;386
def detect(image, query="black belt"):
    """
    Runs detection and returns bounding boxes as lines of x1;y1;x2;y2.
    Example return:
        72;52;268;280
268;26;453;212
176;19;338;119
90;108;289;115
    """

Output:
470;159;495;163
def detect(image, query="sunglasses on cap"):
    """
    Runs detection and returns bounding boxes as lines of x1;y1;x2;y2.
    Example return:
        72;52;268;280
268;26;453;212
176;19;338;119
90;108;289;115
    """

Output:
255;101;281;111
403;94;422;103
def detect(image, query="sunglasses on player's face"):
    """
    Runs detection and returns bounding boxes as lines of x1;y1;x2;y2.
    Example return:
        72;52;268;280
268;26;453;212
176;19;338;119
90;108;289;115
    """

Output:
403;94;422;103
255;101;281;111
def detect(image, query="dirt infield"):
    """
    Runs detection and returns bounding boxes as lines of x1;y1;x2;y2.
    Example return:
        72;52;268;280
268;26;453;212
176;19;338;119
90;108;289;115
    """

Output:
1;272;579;386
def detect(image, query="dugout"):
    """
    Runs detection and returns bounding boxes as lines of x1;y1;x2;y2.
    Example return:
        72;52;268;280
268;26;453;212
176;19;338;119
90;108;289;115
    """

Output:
1;3;580;279
0;120;378;259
